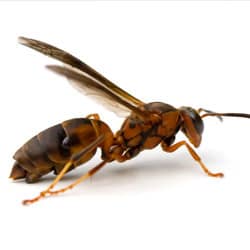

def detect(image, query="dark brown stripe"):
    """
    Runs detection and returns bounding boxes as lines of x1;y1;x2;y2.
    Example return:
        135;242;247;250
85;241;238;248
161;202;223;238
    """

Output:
24;136;54;175
13;146;38;174
37;124;70;163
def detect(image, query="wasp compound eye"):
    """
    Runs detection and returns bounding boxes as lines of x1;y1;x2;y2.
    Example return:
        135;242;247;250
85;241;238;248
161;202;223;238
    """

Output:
181;107;204;135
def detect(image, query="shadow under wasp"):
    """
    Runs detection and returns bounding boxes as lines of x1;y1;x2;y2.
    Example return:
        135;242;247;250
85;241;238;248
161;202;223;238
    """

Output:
10;37;250;205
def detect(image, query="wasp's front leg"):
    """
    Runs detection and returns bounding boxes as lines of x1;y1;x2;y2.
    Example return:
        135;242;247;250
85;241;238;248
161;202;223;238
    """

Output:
161;140;224;178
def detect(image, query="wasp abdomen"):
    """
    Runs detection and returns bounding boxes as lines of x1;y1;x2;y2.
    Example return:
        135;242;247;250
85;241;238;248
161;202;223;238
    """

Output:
10;118;100;183
10;124;68;183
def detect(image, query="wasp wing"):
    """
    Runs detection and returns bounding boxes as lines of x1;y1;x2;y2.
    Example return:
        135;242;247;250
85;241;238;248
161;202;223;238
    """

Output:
46;65;148;121
66;70;130;117
18;36;144;107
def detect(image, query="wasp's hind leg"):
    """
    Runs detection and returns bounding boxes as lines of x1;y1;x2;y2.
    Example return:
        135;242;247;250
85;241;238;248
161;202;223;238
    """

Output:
86;113;100;120
161;140;224;178
45;160;107;197
22;135;105;205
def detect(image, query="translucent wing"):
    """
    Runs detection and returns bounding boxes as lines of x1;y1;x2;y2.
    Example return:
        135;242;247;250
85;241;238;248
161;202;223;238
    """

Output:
18;36;144;106
46;65;149;121
64;65;132;117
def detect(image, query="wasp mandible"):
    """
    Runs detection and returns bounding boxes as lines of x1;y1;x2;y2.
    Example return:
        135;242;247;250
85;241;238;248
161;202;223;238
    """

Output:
10;37;250;205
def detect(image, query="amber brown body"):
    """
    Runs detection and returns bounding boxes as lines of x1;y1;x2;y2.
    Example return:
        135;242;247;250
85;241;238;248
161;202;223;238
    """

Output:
13;37;250;204
111;102;181;161
11;102;181;183
11;118;113;183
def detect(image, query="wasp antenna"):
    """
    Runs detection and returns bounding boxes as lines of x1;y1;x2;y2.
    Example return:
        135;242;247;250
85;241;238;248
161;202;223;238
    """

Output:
198;108;223;122
201;112;250;119
18;36;29;45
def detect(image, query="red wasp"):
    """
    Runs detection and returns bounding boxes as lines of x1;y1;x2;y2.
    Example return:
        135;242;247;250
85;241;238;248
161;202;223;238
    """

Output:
10;37;250;205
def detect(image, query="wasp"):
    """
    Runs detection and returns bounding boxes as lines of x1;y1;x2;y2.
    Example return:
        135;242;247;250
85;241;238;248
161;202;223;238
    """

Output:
10;37;250;205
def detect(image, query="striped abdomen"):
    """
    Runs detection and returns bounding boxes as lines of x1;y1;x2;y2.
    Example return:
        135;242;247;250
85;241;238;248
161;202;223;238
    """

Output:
10;118;105;183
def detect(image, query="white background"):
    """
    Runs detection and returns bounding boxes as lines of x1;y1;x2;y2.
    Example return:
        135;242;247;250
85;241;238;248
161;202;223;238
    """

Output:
0;1;250;250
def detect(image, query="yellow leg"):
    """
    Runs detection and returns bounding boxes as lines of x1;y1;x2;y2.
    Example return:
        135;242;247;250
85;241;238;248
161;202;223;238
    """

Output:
47;160;107;196
22;135;105;205
162;140;224;178
22;161;73;205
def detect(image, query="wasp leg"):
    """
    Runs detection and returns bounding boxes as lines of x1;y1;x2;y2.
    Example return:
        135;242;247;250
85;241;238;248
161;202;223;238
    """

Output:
45;160;107;197
86;113;100;120
22;135;105;205
161;140;224;178
48;146;138;197
110;145;140;162
87;113;101;137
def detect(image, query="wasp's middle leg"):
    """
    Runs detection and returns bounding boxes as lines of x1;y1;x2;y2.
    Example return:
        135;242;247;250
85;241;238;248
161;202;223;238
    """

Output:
110;145;140;163
48;144;138;196
44;160;108;197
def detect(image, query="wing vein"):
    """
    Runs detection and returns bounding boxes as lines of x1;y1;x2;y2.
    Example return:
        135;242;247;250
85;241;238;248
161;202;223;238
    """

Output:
46;65;148;120
18;36;144;106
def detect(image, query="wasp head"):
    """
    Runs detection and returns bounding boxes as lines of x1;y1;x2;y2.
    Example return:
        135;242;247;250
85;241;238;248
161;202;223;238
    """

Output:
179;107;204;147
